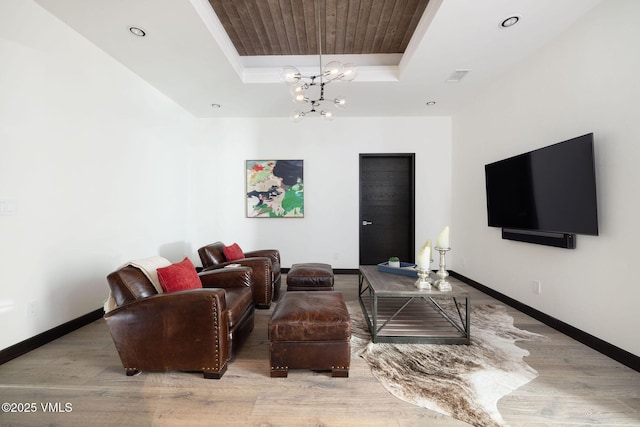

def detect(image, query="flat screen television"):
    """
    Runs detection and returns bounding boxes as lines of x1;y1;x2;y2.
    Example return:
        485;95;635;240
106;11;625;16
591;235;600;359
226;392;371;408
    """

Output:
485;133;598;236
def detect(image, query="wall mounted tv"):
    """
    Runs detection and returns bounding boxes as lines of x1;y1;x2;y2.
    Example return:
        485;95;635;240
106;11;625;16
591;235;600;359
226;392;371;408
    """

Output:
484;133;598;248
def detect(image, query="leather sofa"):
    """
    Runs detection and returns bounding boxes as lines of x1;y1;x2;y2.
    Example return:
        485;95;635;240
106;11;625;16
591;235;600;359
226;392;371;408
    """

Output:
198;241;281;309
104;264;255;379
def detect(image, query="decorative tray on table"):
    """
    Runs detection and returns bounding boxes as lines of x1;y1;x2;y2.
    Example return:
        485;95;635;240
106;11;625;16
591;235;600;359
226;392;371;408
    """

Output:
377;261;418;278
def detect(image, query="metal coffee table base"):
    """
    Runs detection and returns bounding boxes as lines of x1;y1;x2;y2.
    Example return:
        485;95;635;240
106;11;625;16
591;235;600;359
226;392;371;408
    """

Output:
359;267;470;344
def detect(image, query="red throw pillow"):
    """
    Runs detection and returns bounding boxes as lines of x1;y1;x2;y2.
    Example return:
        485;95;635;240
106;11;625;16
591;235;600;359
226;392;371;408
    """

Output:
157;257;202;293
223;243;245;261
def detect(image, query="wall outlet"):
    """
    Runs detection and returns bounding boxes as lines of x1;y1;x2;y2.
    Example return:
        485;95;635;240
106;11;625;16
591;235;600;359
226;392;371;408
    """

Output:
532;280;542;295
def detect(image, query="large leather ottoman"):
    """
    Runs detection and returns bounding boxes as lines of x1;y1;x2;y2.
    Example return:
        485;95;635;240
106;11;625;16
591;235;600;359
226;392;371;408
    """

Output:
286;263;334;291
268;291;351;378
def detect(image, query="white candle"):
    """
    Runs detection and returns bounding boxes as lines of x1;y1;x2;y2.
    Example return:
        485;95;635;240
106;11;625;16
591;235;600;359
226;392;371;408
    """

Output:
418;240;431;269
436;226;450;248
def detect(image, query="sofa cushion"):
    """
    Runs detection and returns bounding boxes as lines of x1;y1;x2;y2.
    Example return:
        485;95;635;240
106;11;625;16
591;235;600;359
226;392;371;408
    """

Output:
268;292;351;341
157;258;202;293
224;287;254;329
286;263;333;291
223;243;245;261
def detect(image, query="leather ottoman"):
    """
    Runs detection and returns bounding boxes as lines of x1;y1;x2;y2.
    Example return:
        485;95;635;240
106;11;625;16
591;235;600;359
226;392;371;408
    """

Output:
268;291;351;378
286;263;334;291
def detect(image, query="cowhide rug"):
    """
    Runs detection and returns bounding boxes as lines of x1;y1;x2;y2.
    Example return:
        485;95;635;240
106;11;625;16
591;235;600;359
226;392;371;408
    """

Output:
348;301;546;427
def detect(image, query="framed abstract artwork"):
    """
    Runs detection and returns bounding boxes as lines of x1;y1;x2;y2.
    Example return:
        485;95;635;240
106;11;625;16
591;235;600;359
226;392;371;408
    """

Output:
246;160;304;218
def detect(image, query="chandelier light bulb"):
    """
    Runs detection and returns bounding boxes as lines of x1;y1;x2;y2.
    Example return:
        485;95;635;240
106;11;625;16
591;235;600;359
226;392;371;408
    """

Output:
293;93;308;104
334;96;346;109
321;110;334;121
289;83;306;97
341;63;358;81
290;110;305;122
281;66;301;85
323;61;343;80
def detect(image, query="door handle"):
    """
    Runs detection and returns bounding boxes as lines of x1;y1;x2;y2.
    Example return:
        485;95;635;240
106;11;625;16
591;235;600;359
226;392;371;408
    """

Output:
362;220;373;225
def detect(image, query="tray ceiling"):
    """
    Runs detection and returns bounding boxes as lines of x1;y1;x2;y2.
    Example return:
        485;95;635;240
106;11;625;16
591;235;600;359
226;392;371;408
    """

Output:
32;0;603;118
208;0;430;56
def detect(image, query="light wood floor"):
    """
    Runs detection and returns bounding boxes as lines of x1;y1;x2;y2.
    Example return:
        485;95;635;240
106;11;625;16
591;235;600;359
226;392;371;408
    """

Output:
0;274;638;426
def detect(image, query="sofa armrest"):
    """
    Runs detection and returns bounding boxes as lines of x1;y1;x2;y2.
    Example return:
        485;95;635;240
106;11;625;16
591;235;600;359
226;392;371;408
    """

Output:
204;257;271;308
202;257;273;308
244;249;280;266
104;288;228;319
198;266;253;289
103;289;229;377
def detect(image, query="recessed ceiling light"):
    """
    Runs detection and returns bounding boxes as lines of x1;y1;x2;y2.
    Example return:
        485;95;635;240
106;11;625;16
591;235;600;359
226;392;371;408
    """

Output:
129;26;146;37
426;101;436;106
500;16;520;28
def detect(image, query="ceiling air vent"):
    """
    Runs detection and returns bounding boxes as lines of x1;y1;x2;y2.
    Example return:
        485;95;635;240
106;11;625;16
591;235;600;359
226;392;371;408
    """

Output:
446;69;470;82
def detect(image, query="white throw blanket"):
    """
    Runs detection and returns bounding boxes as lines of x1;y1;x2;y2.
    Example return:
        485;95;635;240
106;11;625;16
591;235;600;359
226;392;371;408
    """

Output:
103;256;172;313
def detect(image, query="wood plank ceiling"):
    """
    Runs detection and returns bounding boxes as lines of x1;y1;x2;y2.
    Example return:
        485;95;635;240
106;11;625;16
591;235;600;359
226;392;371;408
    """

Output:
208;0;431;56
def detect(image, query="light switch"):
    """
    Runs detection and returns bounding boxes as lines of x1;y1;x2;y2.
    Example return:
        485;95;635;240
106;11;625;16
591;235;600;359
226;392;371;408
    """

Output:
0;200;17;215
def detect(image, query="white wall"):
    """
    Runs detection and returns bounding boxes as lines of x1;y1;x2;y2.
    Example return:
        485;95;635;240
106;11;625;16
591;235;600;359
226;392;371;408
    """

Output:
0;0;201;349
188;117;452;269
451;0;640;356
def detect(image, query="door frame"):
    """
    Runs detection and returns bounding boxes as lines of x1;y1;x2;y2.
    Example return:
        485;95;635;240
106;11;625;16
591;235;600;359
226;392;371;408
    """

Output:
359;153;416;265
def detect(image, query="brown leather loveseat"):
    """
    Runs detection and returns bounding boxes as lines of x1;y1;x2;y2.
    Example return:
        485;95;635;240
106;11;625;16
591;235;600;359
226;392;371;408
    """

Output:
104;259;255;379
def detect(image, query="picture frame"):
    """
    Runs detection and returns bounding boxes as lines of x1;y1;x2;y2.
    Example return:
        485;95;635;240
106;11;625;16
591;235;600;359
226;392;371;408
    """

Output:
245;160;304;218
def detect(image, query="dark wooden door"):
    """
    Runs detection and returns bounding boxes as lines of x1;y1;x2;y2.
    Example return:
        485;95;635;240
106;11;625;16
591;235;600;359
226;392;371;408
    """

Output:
359;154;415;265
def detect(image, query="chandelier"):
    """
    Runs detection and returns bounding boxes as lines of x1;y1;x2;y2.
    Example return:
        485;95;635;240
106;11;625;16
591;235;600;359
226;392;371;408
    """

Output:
280;1;357;122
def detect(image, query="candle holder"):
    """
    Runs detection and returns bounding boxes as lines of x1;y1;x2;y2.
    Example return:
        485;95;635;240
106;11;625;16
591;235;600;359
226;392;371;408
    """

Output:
415;261;433;290
434;247;452;291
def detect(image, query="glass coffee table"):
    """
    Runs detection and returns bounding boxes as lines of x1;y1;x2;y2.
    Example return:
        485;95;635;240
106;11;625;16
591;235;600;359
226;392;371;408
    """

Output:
358;265;470;344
